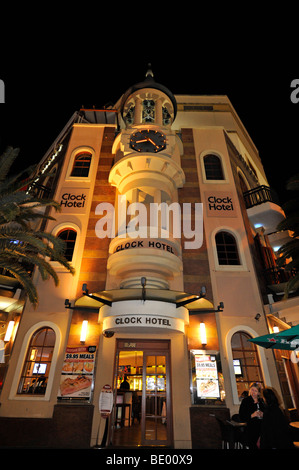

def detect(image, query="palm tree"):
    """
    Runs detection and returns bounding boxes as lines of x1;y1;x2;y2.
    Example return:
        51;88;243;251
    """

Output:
276;173;299;297
0;146;75;306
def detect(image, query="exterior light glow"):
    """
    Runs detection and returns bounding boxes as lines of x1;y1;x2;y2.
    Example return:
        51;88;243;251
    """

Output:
200;322;207;345
80;320;88;343
273;326;279;333
4;321;15;342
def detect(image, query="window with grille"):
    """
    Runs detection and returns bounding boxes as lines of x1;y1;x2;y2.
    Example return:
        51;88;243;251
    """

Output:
204;154;224;180
215;231;240;265
71;152;92;177
231;331;264;398
57;229;77;261
18;327;55;395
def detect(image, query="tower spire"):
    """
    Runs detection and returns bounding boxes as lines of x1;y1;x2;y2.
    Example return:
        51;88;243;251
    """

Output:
145;63;154;79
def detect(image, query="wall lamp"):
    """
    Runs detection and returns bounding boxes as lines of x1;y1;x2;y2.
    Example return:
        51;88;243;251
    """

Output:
82;284;112;307
255;313;261;321
64;299;73;309
200;322;207;345
4;321;15;342
80;320;88;343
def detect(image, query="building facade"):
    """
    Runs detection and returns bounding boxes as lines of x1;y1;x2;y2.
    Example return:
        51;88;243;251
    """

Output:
0;70;298;449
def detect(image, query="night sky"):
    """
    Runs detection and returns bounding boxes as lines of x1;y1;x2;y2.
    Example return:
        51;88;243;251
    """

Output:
1;21;298;206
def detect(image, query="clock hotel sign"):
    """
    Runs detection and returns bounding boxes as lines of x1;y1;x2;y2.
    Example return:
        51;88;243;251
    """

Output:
204;191;237;217
59;188;89;213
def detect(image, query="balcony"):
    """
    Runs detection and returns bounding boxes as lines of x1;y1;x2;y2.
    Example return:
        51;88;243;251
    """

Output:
243;185;285;234
265;266;297;296
243;185;280;208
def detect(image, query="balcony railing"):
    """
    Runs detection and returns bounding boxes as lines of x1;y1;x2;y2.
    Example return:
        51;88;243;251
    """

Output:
264;266;297;286
243;185;280;209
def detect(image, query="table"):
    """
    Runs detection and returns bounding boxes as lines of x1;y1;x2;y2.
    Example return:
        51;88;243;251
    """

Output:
290;421;299;429
227;420;247;427
227;420;247;449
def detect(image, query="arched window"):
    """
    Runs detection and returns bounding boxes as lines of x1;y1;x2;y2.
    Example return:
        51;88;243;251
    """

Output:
57;229;77;261
215;231;240;265
18;327;55;395
70;152;92;177
231;331;264;398
204;154;224;180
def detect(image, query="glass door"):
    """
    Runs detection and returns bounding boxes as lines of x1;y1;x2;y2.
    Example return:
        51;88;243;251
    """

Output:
111;340;172;447
142;350;171;446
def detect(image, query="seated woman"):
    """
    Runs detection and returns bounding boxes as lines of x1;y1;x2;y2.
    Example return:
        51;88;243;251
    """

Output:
260;388;293;449
239;382;264;449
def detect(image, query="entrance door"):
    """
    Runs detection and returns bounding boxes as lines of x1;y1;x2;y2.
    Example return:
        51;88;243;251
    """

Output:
111;340;172;447
142;350;170;445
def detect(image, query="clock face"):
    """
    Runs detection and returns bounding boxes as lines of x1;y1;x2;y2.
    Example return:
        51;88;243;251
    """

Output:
130;129;166;153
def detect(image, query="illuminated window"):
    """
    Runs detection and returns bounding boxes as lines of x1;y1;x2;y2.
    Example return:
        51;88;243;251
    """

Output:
18;327;55;395
71;152;92;177
215;231;240;265
231;331;264;398
57;229;77;261
204;154;224;180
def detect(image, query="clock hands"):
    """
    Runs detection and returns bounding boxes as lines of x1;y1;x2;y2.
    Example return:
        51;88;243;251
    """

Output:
136;137;160;149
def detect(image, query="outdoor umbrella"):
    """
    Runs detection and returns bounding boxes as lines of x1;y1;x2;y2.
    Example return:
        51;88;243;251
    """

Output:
248;325;299;350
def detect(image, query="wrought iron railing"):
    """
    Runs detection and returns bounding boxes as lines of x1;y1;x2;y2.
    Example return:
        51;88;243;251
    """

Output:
243;185;280;209
264;266;297;286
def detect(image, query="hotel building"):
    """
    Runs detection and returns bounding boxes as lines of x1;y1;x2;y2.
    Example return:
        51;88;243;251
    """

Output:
0;69;298;449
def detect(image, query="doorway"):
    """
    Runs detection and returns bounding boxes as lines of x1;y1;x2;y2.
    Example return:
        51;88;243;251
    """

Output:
111;339;172;447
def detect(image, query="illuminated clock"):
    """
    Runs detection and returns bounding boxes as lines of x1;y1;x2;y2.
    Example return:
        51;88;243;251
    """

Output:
130;129;166;153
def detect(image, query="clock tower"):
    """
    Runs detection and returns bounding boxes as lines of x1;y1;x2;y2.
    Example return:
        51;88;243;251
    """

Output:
107;67;185;290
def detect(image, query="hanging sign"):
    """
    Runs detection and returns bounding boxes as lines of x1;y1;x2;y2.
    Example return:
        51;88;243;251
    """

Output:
99;384;113;418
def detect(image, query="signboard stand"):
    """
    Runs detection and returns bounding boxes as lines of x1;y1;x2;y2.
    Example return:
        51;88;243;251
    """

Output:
94;384;113;448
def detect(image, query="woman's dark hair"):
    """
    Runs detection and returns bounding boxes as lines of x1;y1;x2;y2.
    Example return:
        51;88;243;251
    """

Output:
263;388;279;406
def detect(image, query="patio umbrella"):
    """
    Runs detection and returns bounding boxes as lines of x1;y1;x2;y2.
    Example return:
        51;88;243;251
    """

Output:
248;326;299;350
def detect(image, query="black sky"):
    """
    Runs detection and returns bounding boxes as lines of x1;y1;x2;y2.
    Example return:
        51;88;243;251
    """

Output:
1;19;299;206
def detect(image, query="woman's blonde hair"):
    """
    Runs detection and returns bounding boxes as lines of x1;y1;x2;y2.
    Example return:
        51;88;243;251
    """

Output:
249;382;262;394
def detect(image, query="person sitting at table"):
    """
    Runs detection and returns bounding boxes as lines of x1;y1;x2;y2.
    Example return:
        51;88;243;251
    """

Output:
239;382;265;449
260;388;293;449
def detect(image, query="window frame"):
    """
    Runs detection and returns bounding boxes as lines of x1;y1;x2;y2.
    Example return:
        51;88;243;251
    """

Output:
225;326;270;405
231;331;264;398
57;228;77;262
17;327;55;396
199;151;229;184
66;146;95;182
51;222;80;271
9;321;61;401
211;227;247;272
70;152;92;178
215;230;241;266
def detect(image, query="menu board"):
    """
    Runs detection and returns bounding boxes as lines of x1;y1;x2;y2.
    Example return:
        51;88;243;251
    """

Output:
195;354;220;399
58;346;96;400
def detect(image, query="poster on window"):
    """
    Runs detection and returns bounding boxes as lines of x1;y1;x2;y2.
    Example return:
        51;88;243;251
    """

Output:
58;346;96;399
195;354;220;399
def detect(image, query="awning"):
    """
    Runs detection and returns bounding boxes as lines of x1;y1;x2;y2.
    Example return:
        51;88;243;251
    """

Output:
74;288;215;312
248;325;299;350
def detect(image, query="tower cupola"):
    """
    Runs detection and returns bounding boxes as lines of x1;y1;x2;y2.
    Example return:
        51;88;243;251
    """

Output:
120;64;177;127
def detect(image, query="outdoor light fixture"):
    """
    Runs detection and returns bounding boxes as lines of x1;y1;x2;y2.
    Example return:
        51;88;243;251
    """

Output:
80;320;88;343
200;322;207;345
4;321;15;342
82;284;112;307
273;326;279;333
141;277;146;302
255;313;261;321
